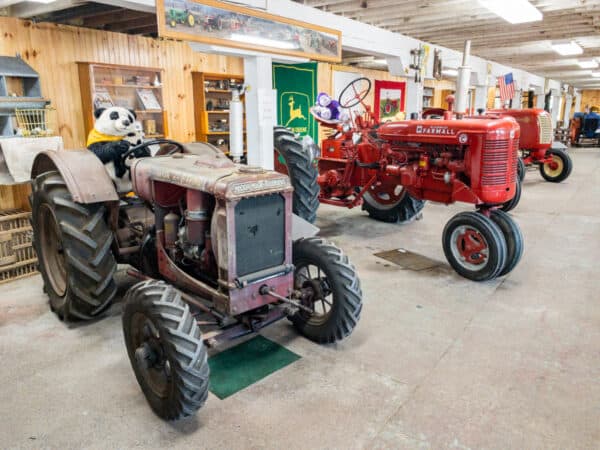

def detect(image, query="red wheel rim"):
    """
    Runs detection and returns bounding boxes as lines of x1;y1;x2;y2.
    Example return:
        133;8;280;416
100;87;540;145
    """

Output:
450;226;490;269
365;179;405;206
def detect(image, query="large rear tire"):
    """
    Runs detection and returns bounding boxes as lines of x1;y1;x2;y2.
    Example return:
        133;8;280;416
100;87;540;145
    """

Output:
123;281;210;421
539;148;572;183
291;237;362;343
362;184;425;224
31;171;117;320
274;127;320;223
517;157;526;182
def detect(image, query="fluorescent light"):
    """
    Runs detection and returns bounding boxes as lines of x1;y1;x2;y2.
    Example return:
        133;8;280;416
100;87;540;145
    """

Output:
373;59;387;65
592;72;600;78
442;68;458;77
478;0;542;24
29;0;57;3
230;33;297;50
552;41;583;56
578;60;598;69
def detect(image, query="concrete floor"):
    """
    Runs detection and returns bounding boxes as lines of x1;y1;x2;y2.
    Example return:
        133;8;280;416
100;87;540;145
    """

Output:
1;148;599;449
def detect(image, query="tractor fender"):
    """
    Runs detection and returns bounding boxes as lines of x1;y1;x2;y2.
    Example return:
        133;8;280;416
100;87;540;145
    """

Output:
31;149;119;204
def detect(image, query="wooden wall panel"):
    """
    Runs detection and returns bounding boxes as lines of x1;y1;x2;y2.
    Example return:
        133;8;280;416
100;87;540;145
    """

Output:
580;90;600;111
0;16;244;149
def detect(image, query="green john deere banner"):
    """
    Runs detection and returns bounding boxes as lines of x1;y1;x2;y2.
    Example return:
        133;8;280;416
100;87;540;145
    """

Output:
272;62;318;141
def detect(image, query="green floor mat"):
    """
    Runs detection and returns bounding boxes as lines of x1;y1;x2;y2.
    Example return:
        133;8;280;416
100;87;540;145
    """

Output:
208;335;301;399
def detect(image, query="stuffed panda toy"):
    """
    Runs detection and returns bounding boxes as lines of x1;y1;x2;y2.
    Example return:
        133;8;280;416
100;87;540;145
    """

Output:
87;107;139;179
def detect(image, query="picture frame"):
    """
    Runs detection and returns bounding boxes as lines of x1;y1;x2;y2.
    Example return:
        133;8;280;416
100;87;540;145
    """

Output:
157;0;342;63
374;80;406;122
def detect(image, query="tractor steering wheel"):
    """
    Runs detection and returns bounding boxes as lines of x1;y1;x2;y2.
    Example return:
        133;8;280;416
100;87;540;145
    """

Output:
338;77;372;108
120;139;185;163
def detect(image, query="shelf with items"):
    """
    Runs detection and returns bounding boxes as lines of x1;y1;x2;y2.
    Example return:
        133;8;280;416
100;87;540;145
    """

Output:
192;71;245;154
77;62;168;140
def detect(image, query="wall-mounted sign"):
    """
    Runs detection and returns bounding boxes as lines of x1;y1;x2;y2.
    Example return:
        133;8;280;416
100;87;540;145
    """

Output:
157;0;342;62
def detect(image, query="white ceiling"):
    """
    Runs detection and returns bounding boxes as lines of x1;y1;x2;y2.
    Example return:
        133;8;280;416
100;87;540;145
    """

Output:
294;0;600;89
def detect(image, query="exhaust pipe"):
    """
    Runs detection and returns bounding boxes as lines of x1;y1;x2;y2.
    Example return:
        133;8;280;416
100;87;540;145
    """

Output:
454;40;472;117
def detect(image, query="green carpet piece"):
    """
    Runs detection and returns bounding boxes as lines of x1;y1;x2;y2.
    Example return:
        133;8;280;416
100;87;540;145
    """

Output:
208;335;301;399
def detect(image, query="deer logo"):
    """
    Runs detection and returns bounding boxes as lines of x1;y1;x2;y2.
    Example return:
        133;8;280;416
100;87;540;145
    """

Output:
285;96;306;126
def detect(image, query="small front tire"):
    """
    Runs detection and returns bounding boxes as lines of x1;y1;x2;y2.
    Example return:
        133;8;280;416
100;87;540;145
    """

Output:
540;148;572;183
442;211;507;282
291;237;362;343
490;210;523;276
123;281;210;421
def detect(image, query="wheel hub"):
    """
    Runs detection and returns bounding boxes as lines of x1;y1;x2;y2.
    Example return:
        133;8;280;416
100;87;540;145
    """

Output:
453;226;489;267
544;155;563;177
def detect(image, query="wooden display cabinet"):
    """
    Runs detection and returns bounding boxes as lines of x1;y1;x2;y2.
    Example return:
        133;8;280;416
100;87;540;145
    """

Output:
77;62;168;139
192;72;244;154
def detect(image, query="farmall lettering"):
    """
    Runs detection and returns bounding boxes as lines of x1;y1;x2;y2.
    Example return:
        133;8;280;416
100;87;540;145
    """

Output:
415;125;456;135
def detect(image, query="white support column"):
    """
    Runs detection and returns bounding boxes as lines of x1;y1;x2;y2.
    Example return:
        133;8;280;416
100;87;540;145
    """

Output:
512;90;522;110
551;94;561;128
536;93;545;109
405;78;423;117
474;85;488;113
574;92;582;114
563;94;573;124
244;55;275;169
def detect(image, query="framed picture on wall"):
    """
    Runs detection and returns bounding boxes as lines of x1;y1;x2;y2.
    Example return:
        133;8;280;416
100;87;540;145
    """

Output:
374;80;406;122
156;0;341;62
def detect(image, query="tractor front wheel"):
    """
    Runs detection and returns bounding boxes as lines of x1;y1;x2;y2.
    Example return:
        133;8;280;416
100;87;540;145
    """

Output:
517;157;526;182
123;281;210;421
362;183;425;224
31;171;117;320
540;148;572;183
274;126;320;223
291;237;362;343
500;177;522;213
490;210;523;276
442;211;507;281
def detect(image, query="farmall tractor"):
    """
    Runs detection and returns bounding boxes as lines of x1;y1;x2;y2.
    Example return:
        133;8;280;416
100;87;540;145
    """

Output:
487;109;573;183
29;140;362;420
275;77;524;282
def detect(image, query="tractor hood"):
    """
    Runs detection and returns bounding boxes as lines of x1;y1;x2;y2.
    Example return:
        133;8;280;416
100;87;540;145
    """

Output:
131;152;292;201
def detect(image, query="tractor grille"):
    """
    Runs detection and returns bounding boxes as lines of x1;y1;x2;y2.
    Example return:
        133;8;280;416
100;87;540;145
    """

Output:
234;194;285;277
538;113;553;145
481;138;519;186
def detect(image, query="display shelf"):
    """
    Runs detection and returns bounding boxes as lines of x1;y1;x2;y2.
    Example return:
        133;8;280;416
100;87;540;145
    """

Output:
192;71;244;153
78;62;168;139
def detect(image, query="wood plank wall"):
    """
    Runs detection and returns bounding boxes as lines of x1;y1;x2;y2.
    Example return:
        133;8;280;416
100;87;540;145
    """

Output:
580;90;600;111
0;16;244;149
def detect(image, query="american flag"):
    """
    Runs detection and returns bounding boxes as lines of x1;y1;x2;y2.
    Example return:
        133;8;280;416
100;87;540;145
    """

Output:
498;73;515;103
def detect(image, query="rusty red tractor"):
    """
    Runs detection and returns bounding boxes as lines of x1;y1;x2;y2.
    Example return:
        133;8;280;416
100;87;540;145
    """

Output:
30;140;362;420
275;78;524;282
487;109;573;184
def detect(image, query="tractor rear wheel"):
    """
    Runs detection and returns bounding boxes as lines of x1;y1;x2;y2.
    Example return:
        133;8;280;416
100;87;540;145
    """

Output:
442;211;507;282
31;171;117;320
490;210;523;276
501;177;522;213
362;183;425;224
517;157;526;182
123;281;210;421
274;127;320;223
291;237;362;343
539;148;572;183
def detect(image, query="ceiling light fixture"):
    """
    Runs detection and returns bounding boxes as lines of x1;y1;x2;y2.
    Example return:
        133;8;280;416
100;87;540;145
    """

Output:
578;60;598;69
552;41;583;56
441;68;458;77
230;33;297;50
478;0;542;24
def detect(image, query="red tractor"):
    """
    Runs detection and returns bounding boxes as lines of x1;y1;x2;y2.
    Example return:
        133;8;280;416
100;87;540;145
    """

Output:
487;109;572;183
30;140;362;420
275;78;523;282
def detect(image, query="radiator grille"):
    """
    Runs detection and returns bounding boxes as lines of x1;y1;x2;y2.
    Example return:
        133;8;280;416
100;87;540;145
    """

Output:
235;194;285;277
481;139;519;186
538;113;553;145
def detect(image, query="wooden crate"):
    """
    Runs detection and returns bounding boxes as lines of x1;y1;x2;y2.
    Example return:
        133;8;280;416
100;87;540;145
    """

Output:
0;209;38;284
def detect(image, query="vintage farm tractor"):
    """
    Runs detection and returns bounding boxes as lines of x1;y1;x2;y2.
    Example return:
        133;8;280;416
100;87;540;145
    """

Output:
487;109;572;183
275;78;524;282
30;140;362;420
